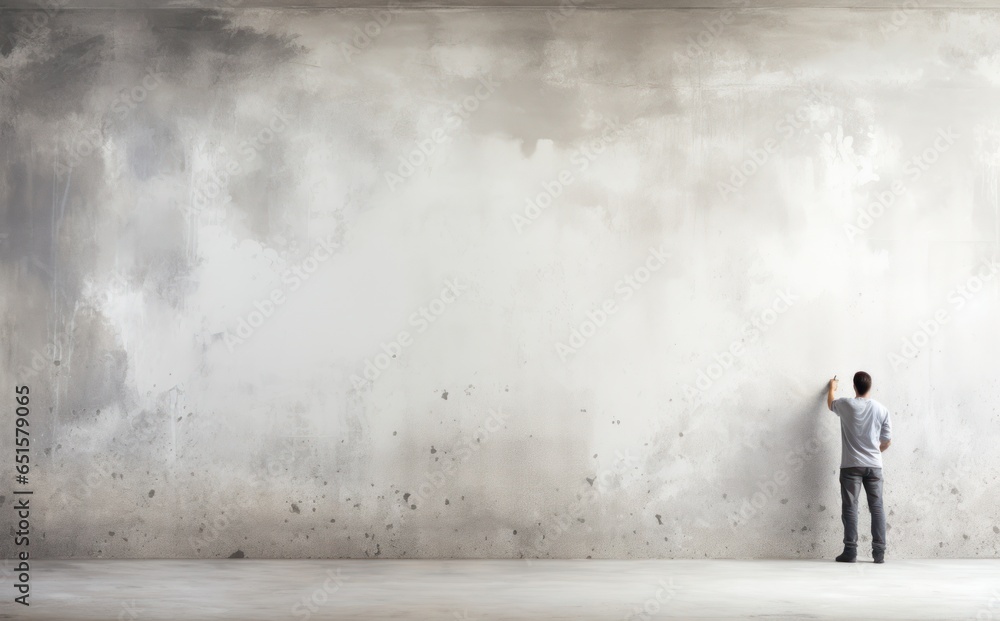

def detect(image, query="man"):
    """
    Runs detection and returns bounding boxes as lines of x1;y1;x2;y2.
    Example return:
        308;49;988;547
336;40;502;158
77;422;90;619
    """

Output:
827;371;892;564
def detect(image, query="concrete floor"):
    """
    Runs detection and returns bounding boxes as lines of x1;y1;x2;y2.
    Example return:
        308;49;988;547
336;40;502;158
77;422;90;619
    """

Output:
5;559;998;620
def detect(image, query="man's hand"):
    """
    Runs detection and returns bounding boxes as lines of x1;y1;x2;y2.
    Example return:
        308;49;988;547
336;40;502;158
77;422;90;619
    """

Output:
827;375;838;412
880;439;891;452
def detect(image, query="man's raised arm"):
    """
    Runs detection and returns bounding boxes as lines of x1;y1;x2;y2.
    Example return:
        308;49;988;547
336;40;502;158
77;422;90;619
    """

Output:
827;376;839;412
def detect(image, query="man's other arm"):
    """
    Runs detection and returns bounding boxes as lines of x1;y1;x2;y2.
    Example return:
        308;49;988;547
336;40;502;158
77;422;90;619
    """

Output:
879;410;892;452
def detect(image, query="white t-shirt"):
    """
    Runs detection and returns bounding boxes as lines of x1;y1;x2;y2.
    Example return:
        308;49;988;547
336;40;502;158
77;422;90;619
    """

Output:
831;397;892;469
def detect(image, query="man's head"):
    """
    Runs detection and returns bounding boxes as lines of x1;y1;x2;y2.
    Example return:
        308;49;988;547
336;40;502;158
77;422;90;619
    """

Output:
853;371;872;397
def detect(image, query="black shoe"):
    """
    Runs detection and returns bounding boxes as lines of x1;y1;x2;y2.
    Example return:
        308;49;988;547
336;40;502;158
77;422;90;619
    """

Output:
836;549;857;563
873;550;884;564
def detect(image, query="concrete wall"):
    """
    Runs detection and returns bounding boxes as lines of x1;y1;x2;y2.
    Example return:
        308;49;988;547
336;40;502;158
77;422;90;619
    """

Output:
1;4;999;560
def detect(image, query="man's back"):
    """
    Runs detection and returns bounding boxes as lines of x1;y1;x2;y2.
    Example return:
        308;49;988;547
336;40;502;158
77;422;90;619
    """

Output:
831;397;892;468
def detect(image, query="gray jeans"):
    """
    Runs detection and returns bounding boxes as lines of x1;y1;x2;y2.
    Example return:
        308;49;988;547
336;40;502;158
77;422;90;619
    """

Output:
839;466;886;552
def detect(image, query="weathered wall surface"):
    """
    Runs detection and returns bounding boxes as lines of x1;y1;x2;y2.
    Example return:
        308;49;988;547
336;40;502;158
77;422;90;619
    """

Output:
1;5;998;559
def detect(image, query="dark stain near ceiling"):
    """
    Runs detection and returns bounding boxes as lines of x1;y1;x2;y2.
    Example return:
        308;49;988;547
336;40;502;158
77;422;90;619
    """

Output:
0;8;307;423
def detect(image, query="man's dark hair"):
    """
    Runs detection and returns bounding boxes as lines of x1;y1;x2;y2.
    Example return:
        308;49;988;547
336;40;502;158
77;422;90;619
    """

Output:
853;371;872;396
